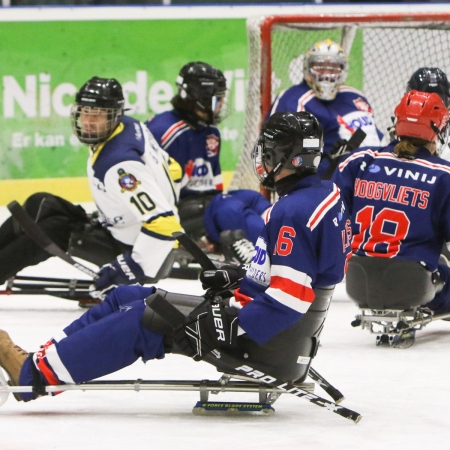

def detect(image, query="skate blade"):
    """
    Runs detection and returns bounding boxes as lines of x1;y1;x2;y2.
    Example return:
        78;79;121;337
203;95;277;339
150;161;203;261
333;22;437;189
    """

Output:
192;401;275;416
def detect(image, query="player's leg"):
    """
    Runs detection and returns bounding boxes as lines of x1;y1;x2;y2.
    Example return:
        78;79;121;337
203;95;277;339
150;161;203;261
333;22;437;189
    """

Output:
8;297;165;402
61;285;156;337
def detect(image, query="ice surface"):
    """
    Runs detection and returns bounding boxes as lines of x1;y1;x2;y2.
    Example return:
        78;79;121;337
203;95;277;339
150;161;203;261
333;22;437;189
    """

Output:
0;208;449;449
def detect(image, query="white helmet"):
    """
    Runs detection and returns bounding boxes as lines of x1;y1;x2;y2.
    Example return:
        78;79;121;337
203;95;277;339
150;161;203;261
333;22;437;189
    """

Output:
303;39;348;101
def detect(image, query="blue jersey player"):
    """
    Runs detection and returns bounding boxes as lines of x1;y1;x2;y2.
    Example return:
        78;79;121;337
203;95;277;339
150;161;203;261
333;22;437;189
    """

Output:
333;90;450;315
268;39;384;177
146;62;271;264
0;111;350;402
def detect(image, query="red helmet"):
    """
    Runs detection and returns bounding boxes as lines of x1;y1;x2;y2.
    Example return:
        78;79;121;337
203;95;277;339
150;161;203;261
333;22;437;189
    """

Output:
394;90;449;142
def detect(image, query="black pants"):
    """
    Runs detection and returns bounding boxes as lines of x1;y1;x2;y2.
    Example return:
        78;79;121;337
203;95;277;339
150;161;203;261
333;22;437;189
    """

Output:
0;192;128;284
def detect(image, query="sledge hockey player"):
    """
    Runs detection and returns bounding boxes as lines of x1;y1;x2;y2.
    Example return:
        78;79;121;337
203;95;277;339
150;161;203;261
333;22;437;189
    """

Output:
146;61;271;264
332;90;450;316
406;67;450;106
0;111;351;403
0;77;183;301
268;39;384;177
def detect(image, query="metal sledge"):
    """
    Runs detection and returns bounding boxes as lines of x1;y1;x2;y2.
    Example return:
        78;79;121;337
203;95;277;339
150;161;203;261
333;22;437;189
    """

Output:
347;255;450;347
0;369;315;416
0;285;360;422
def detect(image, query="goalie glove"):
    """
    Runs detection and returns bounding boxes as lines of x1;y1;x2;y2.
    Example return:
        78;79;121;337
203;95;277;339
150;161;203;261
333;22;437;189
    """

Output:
91;252;146;299
174;300;239;361
199;264;248;291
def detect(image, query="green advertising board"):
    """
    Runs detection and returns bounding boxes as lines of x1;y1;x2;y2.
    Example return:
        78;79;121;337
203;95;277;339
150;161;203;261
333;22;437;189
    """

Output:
0;18;247;204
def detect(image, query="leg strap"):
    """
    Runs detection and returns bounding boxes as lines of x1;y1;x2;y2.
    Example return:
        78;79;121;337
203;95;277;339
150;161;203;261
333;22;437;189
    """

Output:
28;353;48;397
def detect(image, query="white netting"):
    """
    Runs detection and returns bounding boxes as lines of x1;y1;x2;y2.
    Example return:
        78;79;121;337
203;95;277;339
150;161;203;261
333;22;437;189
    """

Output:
230;15;450;191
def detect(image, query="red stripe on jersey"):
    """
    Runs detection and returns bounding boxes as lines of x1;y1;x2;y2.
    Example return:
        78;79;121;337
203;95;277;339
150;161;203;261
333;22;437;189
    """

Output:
307;186;340;230
161;121;186;146
265;205;274;224
270;275;315;303
234;288;253;307
36;355;60;386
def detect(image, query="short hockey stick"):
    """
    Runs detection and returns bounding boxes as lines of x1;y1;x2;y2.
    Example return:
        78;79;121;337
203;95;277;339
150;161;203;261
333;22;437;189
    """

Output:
308;367;345;404
172;231;217;270
321;127;367;179
147;292;361;424
7;201;98;279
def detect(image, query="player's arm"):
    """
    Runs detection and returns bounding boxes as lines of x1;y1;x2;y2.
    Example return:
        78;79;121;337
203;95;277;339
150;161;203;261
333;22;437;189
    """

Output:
236;221;316;345
93;159;182;296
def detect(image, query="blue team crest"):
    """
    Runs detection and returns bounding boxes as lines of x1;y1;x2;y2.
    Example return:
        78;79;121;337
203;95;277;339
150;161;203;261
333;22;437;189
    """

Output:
292;156;303;167
118;168;141;192
206;134;219;157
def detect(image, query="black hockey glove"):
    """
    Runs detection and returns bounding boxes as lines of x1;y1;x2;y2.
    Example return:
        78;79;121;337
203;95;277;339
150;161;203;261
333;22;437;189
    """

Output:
91;252;146;299
174;300;239;361
199;264;248;291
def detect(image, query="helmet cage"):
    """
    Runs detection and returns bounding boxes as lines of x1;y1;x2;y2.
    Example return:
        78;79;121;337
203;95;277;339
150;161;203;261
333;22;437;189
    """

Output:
303;40;348;101
252;112;323;190
72;77;124;145
71;105;122;145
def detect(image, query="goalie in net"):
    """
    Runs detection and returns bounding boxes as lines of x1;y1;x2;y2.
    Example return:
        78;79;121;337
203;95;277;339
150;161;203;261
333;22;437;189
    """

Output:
268;39;384;178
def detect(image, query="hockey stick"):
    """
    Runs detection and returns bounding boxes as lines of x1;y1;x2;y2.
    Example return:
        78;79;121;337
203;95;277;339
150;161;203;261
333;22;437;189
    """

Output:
173;231;346;403
308;367;345;404
172;231;217;270
7;201;98;279
148;292;361;423
321;127;367;180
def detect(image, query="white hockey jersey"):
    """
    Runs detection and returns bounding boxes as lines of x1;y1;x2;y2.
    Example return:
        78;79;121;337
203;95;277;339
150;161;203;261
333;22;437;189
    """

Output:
87;116;183;278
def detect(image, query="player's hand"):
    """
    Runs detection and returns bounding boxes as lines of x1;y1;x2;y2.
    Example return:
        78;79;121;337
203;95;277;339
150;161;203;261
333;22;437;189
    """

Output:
93;252;146;294
199;264;248;291
174;300;238;361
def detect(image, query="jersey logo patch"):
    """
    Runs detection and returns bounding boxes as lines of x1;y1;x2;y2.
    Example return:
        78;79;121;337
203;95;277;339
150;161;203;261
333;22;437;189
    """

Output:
206;134;219;157
118;168;141;192
353;97;373;114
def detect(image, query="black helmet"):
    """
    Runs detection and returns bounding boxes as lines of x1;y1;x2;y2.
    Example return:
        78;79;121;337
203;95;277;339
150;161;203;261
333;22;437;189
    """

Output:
406;67;450;106
71;76;125;145
252;111;323;190
172;61;227;125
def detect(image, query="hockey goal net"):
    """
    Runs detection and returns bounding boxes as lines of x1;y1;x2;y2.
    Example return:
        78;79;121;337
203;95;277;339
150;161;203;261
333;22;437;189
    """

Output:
229;13;450;191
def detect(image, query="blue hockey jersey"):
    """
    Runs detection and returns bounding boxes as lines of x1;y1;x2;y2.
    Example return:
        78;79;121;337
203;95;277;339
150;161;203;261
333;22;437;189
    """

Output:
234;175;351;345
269;81;384;175
145;110;223;198
332;144;450;271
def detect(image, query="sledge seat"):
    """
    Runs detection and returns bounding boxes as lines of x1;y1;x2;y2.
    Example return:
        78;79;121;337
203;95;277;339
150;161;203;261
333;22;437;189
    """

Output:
205;286;335;384
346;256;439;310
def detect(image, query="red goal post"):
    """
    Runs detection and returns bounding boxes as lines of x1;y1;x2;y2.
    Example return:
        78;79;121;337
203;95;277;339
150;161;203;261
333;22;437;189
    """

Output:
229;13;450;191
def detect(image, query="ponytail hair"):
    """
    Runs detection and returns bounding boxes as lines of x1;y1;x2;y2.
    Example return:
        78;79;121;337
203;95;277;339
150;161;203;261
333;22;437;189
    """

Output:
394;137;429;158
